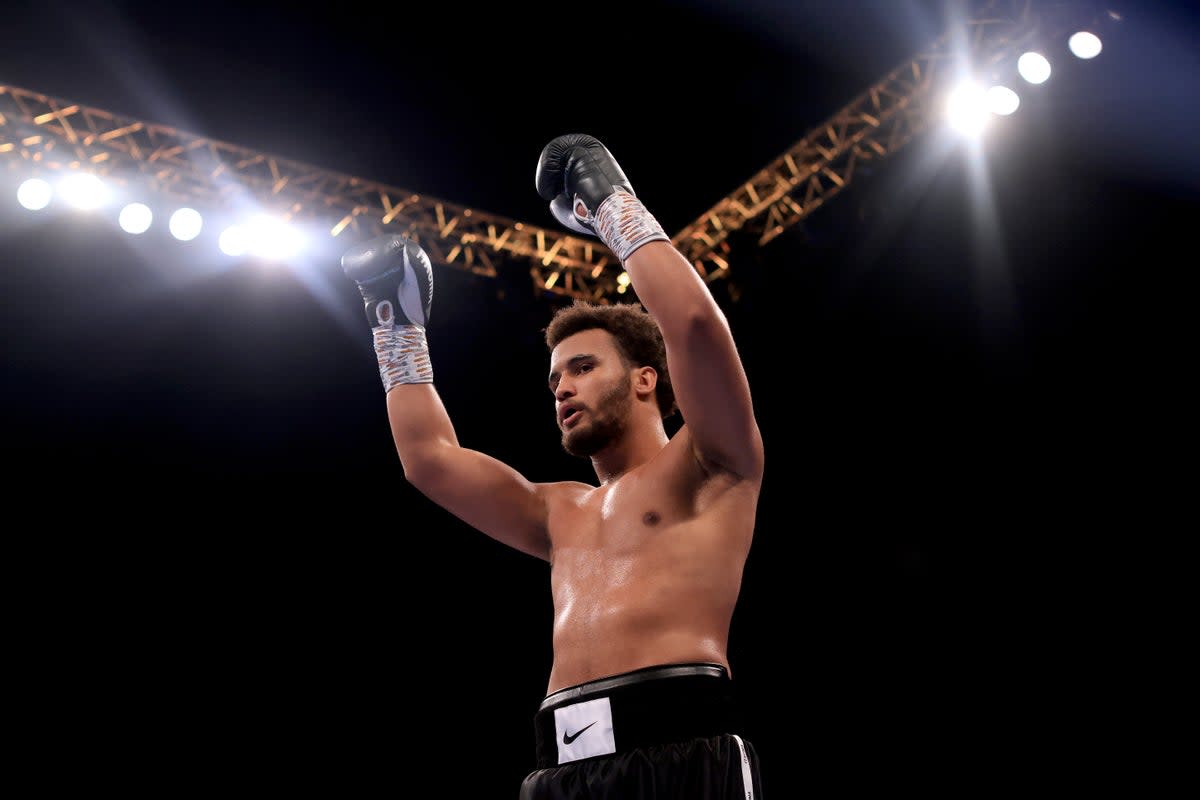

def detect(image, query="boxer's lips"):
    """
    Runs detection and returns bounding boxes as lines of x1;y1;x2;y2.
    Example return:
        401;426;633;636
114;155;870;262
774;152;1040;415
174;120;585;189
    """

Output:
559;405;582;428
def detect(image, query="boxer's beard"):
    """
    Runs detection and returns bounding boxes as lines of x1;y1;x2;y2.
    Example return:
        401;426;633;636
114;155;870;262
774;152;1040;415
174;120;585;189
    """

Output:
562;374;633;458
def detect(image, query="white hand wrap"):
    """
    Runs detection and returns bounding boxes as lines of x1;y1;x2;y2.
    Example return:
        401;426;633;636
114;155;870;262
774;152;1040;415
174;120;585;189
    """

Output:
373;324;433;391
592;189;670;262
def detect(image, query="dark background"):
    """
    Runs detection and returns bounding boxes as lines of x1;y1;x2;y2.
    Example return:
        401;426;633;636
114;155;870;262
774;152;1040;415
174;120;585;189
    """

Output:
3;0;1194;793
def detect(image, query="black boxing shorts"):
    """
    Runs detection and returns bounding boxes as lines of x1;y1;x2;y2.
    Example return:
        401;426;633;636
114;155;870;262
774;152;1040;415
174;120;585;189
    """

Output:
519;662;764;799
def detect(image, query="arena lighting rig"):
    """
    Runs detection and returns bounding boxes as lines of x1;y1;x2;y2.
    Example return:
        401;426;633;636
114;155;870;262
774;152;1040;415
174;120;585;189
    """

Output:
0;0;1114;304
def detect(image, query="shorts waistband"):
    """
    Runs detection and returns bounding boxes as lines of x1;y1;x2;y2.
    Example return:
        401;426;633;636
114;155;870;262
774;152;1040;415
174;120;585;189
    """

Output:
540;662;728;711
533;662;739;769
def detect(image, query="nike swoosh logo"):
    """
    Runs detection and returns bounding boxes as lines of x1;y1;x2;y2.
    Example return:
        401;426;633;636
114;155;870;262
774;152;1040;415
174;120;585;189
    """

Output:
563;720;597;745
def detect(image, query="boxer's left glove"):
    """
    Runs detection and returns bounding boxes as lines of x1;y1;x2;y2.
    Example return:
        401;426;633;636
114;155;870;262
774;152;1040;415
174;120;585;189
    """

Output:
341;233;434;389
534;133;669;262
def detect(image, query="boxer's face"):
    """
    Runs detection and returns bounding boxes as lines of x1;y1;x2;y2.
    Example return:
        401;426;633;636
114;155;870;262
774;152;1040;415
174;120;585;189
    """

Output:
549;328;635;458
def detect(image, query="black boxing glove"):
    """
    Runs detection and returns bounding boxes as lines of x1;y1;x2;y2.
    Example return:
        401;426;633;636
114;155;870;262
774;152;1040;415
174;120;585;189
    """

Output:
341;233;433;330
534;133;669;261
341;233;434;390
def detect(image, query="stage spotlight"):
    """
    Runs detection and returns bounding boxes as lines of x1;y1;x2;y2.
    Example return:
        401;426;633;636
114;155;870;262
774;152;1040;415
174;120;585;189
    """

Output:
219;224;250;257
58;172;110;210
1068;31;1102;59
945;81;990;136
169;207;203;241
119;203;153;234
986;85;1021;116
1017;51;1052;84
246;215;305;261
16;178;52;210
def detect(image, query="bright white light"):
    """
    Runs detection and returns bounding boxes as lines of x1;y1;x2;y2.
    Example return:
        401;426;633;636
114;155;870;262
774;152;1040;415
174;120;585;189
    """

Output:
16;178;52;210
58;172;110;210
246;215;305;261
219;224;250;257
119;203;153;234
986;85;1021;116
1017;51;1052;84
1069;31;1102;59
945;81;991;136
169;207;203;241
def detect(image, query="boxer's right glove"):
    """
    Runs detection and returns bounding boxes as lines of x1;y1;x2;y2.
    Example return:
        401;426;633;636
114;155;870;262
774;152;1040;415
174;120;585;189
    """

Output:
341;233;434;391
534;133;669;262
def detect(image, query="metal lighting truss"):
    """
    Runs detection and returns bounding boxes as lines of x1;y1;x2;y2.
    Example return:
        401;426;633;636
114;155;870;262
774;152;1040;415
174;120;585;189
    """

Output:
0;0;1104;302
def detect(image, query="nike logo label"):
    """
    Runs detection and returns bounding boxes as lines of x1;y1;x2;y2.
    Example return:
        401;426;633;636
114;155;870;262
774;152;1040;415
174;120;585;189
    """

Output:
563;721;597;745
